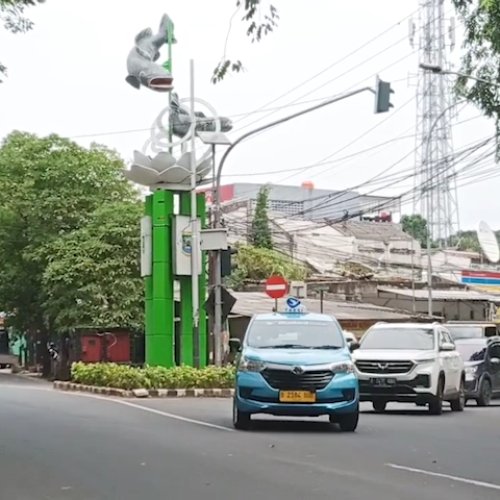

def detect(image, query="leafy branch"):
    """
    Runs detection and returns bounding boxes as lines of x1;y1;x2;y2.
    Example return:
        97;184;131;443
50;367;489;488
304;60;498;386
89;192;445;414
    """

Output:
212;0;279;84
0;0;44;81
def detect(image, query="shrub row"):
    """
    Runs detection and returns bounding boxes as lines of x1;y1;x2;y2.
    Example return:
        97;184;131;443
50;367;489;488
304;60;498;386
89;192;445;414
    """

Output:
71;362;235;390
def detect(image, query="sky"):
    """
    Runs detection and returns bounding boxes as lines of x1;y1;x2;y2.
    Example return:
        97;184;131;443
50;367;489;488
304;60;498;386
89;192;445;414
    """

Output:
0;0;498;230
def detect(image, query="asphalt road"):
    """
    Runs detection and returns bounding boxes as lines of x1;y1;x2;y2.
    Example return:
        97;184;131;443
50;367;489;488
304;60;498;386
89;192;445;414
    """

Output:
1;371;500;500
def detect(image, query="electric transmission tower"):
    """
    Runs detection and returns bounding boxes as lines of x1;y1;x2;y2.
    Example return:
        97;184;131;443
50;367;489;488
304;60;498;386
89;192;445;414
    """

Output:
410;0;459;246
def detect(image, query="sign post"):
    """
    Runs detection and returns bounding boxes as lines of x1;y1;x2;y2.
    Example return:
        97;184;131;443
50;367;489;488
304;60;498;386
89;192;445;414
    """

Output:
265;276;289;311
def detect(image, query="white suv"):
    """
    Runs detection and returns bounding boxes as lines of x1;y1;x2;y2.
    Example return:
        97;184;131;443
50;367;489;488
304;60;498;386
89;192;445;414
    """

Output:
352;322;465;415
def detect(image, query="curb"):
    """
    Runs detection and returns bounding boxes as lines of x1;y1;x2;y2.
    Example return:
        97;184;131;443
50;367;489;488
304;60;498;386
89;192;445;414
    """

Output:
53;381;235;398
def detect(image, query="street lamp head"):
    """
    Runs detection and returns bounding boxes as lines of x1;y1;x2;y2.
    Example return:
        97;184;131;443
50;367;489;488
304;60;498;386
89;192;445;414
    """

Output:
419;63;443;74
196;131;232;146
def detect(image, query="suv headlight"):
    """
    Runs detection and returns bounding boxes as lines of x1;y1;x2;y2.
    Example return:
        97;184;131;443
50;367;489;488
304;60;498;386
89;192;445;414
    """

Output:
416;357;436;364
330;361;355;374
238;356;265;373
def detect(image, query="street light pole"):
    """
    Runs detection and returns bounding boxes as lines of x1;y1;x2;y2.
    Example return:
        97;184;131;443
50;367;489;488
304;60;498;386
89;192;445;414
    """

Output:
189;59;200;367
419;63;500;88
418;62;497;317
422;95;467;317
211;85;379;358
196;131;232;367
213;87;374;229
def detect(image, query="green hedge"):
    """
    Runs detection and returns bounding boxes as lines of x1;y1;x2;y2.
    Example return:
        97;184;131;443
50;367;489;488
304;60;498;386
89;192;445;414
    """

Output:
71;362;236;390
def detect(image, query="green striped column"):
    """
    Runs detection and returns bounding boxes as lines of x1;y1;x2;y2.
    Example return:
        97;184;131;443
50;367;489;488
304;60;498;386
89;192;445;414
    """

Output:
145;190;175;367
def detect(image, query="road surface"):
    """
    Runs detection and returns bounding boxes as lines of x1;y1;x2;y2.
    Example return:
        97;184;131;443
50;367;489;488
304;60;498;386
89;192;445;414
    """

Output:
1;371;500;499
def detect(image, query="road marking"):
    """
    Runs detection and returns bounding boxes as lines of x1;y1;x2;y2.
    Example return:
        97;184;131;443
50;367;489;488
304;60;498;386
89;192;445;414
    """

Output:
116;399;234;432
58;391;234;432
386;463;500;491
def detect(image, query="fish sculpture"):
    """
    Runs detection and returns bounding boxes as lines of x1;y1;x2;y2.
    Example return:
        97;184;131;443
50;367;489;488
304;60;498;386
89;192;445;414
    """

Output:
169;92;233;138
126;14;175;92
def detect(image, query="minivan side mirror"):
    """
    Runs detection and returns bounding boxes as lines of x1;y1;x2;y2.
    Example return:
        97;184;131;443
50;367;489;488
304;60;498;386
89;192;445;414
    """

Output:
440;342;455;352
349;342;360;353
229;338;242;353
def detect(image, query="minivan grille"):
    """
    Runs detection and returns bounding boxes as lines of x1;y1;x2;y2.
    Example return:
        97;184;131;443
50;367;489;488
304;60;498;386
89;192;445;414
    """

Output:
355;360;414;375
262;368;333;390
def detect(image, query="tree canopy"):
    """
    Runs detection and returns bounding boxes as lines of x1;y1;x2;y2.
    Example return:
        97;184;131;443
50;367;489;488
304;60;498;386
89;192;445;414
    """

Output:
227;244;307;289
43;201;144;332
452;1;500;134
400;214;429;247
0;132;140;341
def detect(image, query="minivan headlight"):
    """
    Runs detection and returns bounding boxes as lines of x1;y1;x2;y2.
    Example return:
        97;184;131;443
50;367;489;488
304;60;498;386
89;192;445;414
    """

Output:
330;361;354;374
238;356;265;373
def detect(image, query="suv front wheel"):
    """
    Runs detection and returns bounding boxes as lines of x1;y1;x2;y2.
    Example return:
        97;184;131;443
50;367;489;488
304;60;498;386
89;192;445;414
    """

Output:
450;378;465;412
428;378;444;415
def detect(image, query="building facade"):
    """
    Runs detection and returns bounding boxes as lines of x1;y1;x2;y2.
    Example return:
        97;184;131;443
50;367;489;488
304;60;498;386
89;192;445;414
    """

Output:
200;182;401;222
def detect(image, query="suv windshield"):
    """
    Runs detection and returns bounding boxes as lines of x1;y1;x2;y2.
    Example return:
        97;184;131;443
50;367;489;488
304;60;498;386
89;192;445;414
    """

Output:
246;319;344;349
360;327;435;350
455;342;486;362
446;325;484;340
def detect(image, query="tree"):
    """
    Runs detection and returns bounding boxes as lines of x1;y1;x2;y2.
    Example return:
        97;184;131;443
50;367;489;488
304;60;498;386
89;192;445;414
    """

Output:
449;230;481;252
250;185;273;249
42;201;144;332
0;131;137;372
0;0;44;81
227;245;307;290
212;0;279;83
452;1;500;135
401;214;429;247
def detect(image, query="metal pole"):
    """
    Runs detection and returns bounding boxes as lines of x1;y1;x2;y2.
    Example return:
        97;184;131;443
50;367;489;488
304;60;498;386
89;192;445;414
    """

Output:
212;143;223;367
167;19;174;155
189;59;200;367
214;87;374;221
423;97;466;318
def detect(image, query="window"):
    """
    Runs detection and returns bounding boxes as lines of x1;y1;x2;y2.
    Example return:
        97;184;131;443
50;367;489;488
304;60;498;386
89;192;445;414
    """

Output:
360;327;435;350
440;330;454;345
485;326;498;337
246;320;344;349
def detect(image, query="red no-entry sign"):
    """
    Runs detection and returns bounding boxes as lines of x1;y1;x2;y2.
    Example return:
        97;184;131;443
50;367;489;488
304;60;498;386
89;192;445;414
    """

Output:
265;276;288;299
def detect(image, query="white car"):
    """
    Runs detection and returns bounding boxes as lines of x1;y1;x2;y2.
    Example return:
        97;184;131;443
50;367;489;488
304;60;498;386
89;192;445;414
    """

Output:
352;322;465;415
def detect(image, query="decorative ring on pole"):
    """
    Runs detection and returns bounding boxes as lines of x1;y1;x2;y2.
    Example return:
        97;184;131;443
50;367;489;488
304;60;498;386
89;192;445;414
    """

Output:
142;97;223;158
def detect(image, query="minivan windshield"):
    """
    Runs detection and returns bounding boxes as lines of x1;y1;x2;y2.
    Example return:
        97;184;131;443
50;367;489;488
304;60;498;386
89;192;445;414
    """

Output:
360;327;435;350
246;319;344;349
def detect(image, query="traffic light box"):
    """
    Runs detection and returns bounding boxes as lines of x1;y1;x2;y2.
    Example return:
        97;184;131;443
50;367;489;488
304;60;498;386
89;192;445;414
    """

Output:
221;246;238;277
375;76;394;113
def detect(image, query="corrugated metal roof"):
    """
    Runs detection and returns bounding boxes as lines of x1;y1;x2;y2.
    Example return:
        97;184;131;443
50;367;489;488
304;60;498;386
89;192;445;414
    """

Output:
378;286;500;302
230;291;412;320
332;221;413;242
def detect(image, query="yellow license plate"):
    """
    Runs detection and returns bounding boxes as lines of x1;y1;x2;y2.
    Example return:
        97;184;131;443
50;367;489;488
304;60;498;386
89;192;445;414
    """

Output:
279;390;316;403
